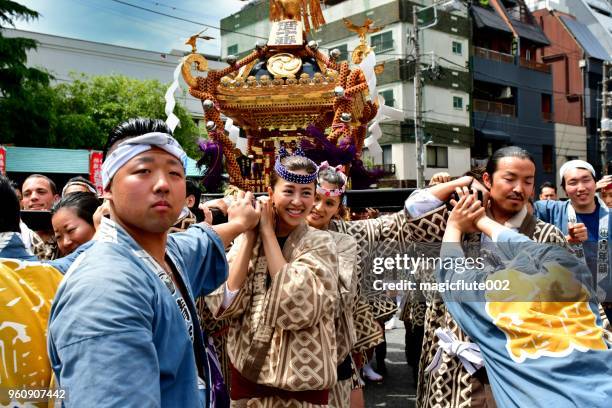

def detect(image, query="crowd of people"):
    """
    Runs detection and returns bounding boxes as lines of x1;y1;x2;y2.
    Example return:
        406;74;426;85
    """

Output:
1;117;611;407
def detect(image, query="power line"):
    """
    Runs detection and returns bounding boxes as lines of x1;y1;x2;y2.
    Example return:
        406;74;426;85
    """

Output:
108;0;269;40
76;0;194;39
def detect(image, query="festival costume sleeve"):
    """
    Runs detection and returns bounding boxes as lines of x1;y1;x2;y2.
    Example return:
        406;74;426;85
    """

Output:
343;210;414;256
0;261;62;396
205;233;253;319
405;189;445;219
437;228;612;407
264;232;339;331
335;233;359;314
533;199;560;226
331;232;359;360
48;251;160;407
167;223;228;297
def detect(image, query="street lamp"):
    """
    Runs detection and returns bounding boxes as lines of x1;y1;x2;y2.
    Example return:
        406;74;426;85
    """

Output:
412;0;462;187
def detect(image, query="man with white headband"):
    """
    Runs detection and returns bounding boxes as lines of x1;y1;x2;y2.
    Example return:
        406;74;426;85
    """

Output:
48;118;259;407
535;159;611;309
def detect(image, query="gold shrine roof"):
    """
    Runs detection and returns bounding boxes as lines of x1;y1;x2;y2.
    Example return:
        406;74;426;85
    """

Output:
215;50;366;131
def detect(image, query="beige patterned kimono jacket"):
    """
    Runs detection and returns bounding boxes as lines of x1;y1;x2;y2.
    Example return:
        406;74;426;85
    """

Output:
207;223;340;407
328;231;358;408
331;211;415;354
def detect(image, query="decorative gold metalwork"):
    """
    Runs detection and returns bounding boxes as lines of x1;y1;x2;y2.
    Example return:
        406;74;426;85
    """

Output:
351;43;371;65
184;29;215;54
343;18;384;64
266;53;302;77
181;54;208;88
269;0;325;33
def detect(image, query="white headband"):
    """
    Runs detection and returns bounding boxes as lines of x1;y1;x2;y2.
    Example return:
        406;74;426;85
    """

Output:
62;181;98;196
559;159;595;182
101;132;188;189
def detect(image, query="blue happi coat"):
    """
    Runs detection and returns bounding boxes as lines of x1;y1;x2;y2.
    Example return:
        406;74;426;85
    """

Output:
48;218;227;407
438;229;612;407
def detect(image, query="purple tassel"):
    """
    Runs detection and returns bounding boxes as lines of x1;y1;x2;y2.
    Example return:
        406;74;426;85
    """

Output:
196;139;223;192
301;125;356;166
349;159;384;190
205;339;230;408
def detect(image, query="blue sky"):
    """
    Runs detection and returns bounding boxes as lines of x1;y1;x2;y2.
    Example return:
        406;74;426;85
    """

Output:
12;0;247;56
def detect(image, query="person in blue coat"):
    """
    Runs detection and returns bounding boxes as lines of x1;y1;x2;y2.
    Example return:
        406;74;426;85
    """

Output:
534;160;611;306
440;193;612;408
48;118;259;407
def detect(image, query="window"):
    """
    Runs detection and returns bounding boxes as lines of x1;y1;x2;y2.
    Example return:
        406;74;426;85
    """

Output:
541;93;552;121
335;44;349;62
382;145;392;165
543;145;553;173
370;31;393;52
227;44;238;55
452;41;462;55
379;89;395;107
427;146;448;168
453;96;463;110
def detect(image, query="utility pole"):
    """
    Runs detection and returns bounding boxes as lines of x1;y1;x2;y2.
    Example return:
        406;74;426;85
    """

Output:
413;5;425;188
411;0;461;187
601;61;610;176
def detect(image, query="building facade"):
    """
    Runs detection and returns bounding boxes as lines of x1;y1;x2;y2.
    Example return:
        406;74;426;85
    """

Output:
532;8;610;186
527;0;612;173
221;0;473;185
470;0;556;187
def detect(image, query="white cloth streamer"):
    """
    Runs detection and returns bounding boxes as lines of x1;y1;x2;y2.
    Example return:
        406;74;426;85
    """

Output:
424;328;484;376
365;95;405;161
359;51;378;101
164;57;187;132
223;118;247;155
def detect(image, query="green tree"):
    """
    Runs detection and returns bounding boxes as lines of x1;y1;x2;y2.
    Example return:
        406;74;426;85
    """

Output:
51;73;202;157
0;0;53;145
1;72;202;157
0;1;202;155
0;0;50;97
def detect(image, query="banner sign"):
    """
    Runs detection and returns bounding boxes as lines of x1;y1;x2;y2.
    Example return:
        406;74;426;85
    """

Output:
89;151;104;195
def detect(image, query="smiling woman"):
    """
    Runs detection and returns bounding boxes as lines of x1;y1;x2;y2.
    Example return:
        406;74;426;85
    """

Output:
206;147;342;407
51;192;100;256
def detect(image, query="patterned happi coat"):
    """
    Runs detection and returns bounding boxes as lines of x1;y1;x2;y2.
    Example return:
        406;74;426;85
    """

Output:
405;204;571;408
328;231;358;408
207;223;340;405
328;231;358;366
331;212;415;352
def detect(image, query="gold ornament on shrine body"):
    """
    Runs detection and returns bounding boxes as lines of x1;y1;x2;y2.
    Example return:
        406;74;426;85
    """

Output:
181;0;381;192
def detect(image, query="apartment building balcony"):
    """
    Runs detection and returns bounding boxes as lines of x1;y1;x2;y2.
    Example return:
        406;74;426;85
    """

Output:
473;46;514;64
519;57;551;73
473;46;551;73
473;99;516;117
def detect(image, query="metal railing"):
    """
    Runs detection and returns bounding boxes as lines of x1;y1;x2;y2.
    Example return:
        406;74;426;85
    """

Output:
519;57;551;73
473;99;516;117
473;46;514;64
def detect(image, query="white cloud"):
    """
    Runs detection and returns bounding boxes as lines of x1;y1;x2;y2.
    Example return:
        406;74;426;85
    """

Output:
12;0;248;56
